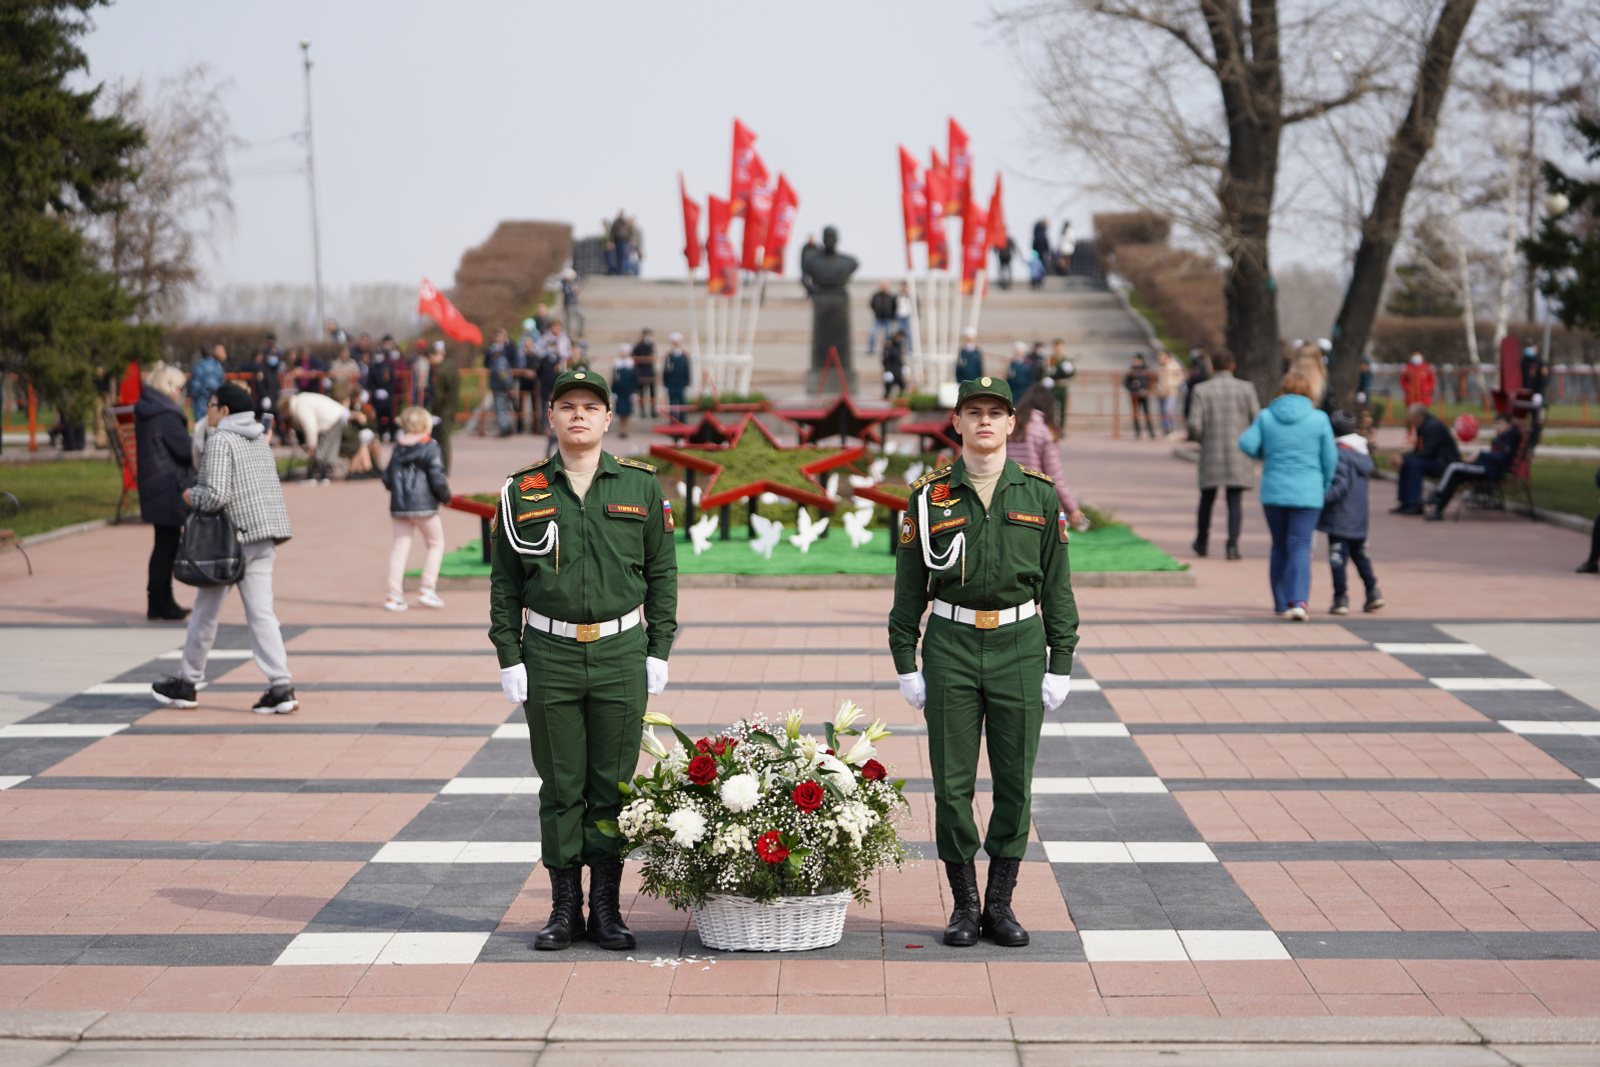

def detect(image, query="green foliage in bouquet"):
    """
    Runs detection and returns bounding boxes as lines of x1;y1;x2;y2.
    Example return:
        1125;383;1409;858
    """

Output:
599;703;910;910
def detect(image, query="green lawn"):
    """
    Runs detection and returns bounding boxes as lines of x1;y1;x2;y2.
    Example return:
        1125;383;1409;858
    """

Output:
1377;449;1597;522
0;459;129;537
1543;431;1600;448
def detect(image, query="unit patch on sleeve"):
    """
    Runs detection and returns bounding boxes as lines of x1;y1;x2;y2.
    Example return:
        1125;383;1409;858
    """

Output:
900;515;917;544
1058;510;1071;543
662;499;674;531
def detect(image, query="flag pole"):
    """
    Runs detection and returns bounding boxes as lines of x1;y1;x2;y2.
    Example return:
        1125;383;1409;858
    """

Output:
744;269;764;360
967;269;986;336
685;266;701;394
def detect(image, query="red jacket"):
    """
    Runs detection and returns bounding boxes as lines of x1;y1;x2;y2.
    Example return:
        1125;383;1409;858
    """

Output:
1400;362;1436;406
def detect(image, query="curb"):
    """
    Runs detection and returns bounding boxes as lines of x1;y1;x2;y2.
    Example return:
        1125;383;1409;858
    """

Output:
19;518;113;548
2;1011;1600;1046
408;569;1194;591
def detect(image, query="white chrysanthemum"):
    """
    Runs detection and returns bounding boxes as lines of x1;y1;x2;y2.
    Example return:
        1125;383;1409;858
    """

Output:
665;807;707;848
617;798;662;838
711;823;753;856
719;773;761;813
816;753;856;794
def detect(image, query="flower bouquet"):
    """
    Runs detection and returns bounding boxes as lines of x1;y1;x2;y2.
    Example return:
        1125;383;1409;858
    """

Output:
599;701;909;951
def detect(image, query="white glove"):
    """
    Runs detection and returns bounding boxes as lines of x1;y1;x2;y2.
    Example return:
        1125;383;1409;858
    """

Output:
500;663;527;704
898;671;926;710
1042;673;1072;711
646;656;669;696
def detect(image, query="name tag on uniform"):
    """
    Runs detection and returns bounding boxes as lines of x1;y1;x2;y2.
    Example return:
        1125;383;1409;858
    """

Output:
929;516;967;536
1006;510;1047;528
606;503;648;520
517;506;557;523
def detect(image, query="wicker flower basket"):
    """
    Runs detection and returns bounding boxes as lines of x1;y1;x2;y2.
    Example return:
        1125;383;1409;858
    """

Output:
692;890;851;952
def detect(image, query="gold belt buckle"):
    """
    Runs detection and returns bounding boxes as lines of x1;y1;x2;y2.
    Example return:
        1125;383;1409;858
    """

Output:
574;623;602;643
974;610;1000;630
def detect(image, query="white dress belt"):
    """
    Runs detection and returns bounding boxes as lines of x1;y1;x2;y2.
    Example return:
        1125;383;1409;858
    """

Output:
930;598;1037;629
525;606;642;643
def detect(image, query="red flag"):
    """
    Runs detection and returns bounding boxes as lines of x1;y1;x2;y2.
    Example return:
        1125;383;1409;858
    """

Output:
740;152;773;272
762;173;799;273
961;203;989;295
680;174;702;270
926;149;950;271
987;174;1007;251
729;119;757;218
947;119;971;218
898;147;926;256
706;195;739;296
417;278;482;345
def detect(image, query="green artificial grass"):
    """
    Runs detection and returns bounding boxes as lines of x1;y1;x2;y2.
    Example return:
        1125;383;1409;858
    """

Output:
421;522;1186;579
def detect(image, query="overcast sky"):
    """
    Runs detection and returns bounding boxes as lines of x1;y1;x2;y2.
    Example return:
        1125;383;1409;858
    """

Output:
80;0;1111;291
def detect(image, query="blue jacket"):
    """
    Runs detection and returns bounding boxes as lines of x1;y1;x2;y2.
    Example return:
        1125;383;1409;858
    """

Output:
1317;438;1373;539
956;346;983;383
1238;394;1337;508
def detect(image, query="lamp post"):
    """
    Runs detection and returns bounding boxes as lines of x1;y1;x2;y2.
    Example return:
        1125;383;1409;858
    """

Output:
300;39;326;339
1538;191;1569;367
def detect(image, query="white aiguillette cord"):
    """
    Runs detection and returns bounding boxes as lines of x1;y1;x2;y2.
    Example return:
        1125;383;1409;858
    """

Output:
498;478;559;571
917;483;965;584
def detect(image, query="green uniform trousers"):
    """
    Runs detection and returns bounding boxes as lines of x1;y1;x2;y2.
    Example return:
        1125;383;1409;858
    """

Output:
435;427;453;475
521;623;646;869
922;612;1046;863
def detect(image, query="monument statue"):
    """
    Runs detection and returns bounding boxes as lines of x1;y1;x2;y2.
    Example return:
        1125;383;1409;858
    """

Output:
801;226;859;394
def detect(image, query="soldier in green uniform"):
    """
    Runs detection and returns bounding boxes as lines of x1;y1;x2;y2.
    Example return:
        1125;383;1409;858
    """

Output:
889;376;1079;948
489;368;678;951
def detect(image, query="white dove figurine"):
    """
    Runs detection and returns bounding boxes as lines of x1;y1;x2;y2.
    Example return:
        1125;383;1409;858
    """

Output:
824;474;840;500
868;457;889;483
749;514;784;560
904;461;925;485
689;512;719;556
841;507;874;548
789;509;829;554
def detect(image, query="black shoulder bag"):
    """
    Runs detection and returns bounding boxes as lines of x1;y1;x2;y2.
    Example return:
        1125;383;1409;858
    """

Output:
175;506;244;587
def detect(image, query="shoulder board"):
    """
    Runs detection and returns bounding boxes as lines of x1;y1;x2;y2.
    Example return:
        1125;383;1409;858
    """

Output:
1019;465;1055;485
910;465;953;491
511;457;551;477
617;457;657;473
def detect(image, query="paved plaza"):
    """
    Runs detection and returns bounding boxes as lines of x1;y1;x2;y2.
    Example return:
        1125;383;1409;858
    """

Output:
0;425;1597;1060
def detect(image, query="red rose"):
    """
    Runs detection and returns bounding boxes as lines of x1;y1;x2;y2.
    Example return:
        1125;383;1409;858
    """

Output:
687;754;718;784
792;780;825;811
695;738;713;754
755;830;790;864
719;736;738;753
861;759;887;781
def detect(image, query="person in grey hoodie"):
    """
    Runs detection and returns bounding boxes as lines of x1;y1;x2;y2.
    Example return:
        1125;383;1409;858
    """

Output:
1318;411;1385;615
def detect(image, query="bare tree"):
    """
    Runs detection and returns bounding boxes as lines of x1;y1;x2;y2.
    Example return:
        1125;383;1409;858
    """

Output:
85;64;236;323
1000;0;1423;397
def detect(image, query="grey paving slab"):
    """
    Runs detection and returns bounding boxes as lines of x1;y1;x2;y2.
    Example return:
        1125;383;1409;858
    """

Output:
0;840;381;863
75;934;292;966
1032;795;1203;843
395;906;507;932
1141;864;1272;930
15;777;448;793
1519;736;1600;777
1127;722;1502;734
0;738;100;776
0;1038;75;1067
1162;778;1598;793
0;625;189;727
44;1048;541;1066
390;795;531;841
1019;1043;1506;1065
120;723;496;737
1033;738;1158;778
1049;865;1171;929
1010;1016;1483;1043
1211;840;1600;863
0;936;101;965
1339;620;1452;643
1443;622;1600;714
1281;930;1600;959
1450;692;1600;719
452;741;533;778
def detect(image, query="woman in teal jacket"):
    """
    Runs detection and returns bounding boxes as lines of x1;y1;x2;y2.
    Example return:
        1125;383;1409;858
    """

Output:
1238;372;1338;619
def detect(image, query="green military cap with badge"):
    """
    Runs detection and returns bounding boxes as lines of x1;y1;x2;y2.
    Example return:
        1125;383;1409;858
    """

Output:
549;369;611;408
955;375;1013;412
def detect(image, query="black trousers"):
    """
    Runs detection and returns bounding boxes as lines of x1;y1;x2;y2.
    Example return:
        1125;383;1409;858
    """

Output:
148;523;182;610
1197;487;1243;548
1327;535;1379;598
1130;395;1155;437
1587;517;1600;568
637;380;657;417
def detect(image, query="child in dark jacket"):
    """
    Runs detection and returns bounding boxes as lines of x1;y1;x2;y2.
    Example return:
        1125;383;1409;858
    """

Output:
382;406;452;612
1319;410;1385;615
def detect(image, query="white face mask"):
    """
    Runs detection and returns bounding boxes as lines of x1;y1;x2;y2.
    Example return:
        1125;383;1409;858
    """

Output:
1410;354;1423;365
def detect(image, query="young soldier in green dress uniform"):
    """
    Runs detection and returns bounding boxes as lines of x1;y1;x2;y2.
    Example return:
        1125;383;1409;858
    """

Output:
889;376;1079;947
489;369;678;951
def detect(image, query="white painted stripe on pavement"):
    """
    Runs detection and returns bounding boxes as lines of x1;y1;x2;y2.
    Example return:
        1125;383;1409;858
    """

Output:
273;931;489;967
1043;841;1217;864
156;649;254;660
370;840;540;864
1374;642;1486;656
1039;722;1130;738
1178;930;1291;961
0;723;127;739
1078;929;1289;962
1073;679;1102;692
83;681;209;695
492;723;531;740
1430;677;1555;691
439;776;542;795
1500;720;1600;736
1033;777;1169;795
0;776;30;790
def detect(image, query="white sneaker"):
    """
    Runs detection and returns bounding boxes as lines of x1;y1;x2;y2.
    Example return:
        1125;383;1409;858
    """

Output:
1288;604;1309;621
383;596;408;612
417;589;445;609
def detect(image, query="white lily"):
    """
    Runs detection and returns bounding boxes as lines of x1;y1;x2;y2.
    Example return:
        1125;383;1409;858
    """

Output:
799;734;825;765
842;734;877;767
640;728;670;760
785;709;805;740
833;700;864;734
642;710;675;728
861;719;892;743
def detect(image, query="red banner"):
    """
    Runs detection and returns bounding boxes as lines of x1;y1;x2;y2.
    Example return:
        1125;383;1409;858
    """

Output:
680;174;702;270
986;174;1006;251
762;173;799;273
947;119;971;218
898;146;926;255
961;203;988;294
417;278;483;345
926;149;950;271
740;152;773;272
706;195;739;296
729;119;757;218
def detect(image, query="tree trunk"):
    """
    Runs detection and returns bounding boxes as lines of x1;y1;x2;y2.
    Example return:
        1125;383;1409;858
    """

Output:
1328;0;1478;408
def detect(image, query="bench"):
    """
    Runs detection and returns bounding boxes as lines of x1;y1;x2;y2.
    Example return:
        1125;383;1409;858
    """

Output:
0;491;31;575
1451;423;1540;521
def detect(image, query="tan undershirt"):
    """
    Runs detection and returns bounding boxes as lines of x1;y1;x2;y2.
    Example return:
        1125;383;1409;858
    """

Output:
969;467;1003;512
565;466;598;501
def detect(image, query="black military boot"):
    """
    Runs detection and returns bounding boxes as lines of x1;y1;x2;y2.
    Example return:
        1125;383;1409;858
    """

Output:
533;866;585;951
586;862;636;950
981;857;1030;947
943;860;981;947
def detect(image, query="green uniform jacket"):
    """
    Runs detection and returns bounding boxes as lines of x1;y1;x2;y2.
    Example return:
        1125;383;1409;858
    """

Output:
428;358;460;430
889;457;1079;676
488;451;678;668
